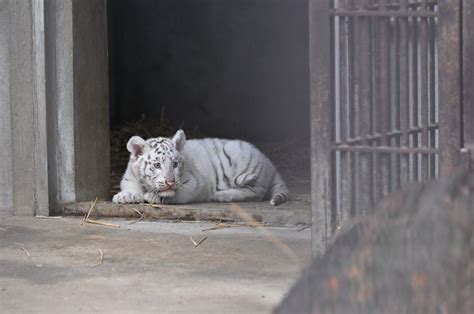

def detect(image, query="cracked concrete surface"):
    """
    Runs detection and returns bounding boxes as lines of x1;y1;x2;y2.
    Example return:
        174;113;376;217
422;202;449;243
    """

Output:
0;216;310;313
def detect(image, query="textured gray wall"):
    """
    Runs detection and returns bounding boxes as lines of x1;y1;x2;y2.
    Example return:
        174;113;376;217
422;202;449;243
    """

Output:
9;0;38;215
46;0;110;205
1;0;50;216
72;0;110;201
108;0;309;141
0;0;110;215
45;0;77;207
0;0;13;214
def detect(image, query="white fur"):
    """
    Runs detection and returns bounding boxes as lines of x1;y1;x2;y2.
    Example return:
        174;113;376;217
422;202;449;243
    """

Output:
112;130;289;206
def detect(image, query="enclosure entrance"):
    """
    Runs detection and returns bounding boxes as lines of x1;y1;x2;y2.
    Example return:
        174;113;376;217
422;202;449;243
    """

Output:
310;0;466;254
332;1;441;223
106;0;311;223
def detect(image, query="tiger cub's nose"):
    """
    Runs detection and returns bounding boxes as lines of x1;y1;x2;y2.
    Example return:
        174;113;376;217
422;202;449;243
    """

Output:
165;180;175;188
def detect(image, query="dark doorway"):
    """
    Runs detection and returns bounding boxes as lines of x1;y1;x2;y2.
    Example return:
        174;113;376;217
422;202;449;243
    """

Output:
107;0;311;199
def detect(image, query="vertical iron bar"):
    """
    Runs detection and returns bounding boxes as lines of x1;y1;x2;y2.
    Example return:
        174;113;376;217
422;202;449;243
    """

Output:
378;0;391;197
409;12;419;181
428;4;437;179
420;0;429;182
390;16;401;190
331;5;338;233
370;15;380;204
428;5;437;178
428;11;438;179
399;0;410;185
348;0;358;217
357;0;372;215
339;13;351;224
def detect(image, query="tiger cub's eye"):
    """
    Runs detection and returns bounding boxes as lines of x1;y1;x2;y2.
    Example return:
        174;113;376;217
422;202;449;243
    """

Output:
172;161;179;168
154;163;161;169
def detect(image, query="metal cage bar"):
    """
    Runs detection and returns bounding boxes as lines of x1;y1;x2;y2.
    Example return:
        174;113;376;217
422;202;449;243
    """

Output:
311;0;463;255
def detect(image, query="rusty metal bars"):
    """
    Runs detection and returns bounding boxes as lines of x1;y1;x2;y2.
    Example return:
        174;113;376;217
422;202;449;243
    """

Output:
309;0;462;256
337;0;351;226
330;0;441;230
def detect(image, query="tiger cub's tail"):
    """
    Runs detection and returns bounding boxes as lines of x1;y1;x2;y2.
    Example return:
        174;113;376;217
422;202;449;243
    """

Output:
269;172;289;206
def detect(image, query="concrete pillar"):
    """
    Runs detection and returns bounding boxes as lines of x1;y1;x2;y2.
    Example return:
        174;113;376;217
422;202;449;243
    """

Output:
45;0;76;211
0;0;109;215
46;0;110;212
8;0;49;216
0;0;13;215
71;0;110;201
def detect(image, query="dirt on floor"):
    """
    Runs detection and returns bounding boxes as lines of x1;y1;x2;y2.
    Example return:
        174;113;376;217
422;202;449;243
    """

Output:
0;216;311;313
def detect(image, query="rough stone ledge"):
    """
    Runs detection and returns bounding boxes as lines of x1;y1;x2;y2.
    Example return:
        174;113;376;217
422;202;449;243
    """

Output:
62;196;311;227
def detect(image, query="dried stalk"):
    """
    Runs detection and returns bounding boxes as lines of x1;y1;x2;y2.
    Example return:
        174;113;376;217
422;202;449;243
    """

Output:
92;249;104;267
15;243;31;257
81;197;120;228
129;208;144;225
85;197;99;220
189;235;207;248
84;219;121;228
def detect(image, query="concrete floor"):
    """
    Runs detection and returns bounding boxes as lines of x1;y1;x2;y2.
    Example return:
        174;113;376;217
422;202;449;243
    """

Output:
0;216;310;313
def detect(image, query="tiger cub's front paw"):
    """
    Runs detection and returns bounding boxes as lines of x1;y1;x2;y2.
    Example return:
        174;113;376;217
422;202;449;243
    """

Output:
212;192;233;202
144;192;161;204
112;191;144;204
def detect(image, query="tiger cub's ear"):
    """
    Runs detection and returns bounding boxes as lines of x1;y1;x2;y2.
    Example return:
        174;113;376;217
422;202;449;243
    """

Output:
127;136;146;159
172;130;186;151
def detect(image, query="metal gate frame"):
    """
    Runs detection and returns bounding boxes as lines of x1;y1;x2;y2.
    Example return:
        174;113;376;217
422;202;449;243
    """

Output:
310;0;466;257
463;1;474;163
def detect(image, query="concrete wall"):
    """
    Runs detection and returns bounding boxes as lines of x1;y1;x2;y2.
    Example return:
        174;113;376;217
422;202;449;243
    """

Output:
72;0;110;201
45;0;110;210
108;0;309;141
6;0;49;216
45;0;76;208
0;0;13;214
0;0;109;215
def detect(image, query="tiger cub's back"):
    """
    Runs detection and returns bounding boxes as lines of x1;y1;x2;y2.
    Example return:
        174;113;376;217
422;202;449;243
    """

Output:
183;137;289;205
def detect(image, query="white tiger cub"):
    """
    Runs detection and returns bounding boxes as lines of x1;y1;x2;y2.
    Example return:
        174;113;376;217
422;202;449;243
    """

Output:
112;130;289;205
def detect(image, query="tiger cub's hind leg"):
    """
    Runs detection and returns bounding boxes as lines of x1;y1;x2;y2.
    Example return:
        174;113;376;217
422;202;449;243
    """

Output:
212;187;265;203
235;173;257;187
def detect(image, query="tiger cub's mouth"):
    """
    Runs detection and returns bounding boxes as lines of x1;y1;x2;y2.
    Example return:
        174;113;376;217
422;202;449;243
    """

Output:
158;189;176;197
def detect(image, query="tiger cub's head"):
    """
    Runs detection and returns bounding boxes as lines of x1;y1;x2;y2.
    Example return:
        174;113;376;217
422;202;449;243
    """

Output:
127;130;186;197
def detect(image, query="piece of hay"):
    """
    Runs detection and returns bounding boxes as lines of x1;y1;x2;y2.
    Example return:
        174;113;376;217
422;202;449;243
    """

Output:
189;235;207;248
15;243;30;257
202;224;234;232
92;249;104;267
85;197;99;220
82;197;121;228
35;215;62;219
85;219;121;228
128;208;144;225
201;223;254;232
296;225;311;232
